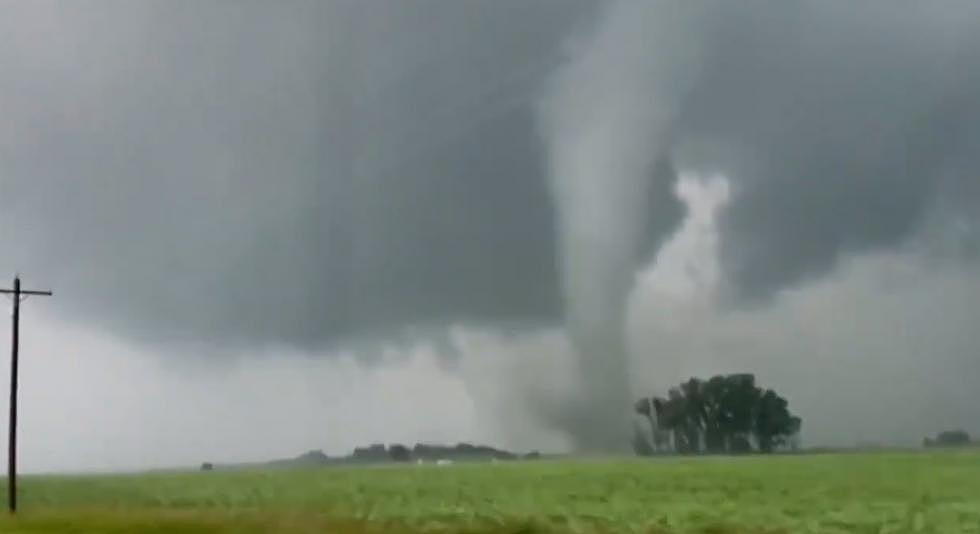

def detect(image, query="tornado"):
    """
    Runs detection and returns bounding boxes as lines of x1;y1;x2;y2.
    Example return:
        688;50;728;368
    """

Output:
536;0;712;450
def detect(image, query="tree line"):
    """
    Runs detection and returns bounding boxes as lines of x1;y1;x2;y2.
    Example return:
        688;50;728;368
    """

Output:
634;373;801;455
352;442;530;463
923;430;973;448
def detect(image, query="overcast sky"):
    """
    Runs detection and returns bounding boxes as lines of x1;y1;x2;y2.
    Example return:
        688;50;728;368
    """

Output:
2;0;979;472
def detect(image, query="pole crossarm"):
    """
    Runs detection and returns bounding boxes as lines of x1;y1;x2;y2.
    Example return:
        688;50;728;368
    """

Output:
0;289;52;296
1;277;51;514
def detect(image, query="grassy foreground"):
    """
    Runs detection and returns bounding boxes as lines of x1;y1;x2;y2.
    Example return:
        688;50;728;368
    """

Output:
0;451;978;533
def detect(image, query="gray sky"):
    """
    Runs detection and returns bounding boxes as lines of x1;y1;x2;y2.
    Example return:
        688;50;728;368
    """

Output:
1;0;979;471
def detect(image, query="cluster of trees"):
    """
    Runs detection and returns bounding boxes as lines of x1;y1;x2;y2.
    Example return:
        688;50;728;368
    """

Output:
352;442;526;463
634;373;801;455
410;443;521;461
923;430;973;448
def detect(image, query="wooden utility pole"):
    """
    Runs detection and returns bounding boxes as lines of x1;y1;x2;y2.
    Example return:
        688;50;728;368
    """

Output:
0;276;51;513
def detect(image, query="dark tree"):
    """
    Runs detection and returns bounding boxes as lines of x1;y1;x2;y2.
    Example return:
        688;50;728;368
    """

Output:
680;378;705;454
653;389;696;453
925;430;972;447
700;375;729;453
636;373;801;455
753;389;801;453
722;374;761;450
389;444;412;462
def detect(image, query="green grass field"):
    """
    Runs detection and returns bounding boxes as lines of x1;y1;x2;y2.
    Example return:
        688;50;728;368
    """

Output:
0;451;978;533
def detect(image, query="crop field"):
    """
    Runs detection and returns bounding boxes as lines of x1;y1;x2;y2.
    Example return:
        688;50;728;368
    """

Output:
0;451;978;533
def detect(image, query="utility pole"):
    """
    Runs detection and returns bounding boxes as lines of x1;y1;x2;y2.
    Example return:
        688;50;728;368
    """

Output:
0;276;51;514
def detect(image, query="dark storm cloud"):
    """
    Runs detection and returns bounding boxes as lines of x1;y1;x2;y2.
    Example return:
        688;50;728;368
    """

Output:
0;0;597;348
3;0;980;356
667;1;980;302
